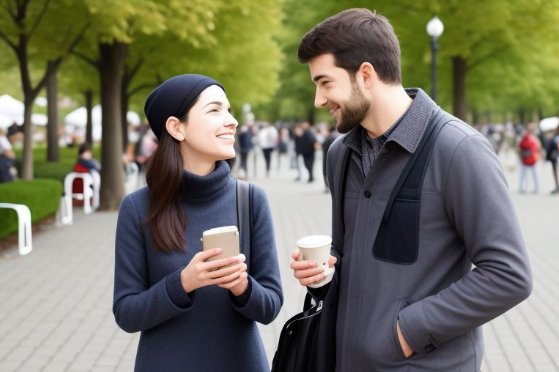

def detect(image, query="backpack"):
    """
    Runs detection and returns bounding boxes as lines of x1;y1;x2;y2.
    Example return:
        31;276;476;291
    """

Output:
519;135;538;166
546;135;559;162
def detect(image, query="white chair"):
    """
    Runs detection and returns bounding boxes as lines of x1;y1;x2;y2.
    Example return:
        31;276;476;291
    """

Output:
91;170;101;210
63;171;100;215
0;203;32;255
55;195;72;226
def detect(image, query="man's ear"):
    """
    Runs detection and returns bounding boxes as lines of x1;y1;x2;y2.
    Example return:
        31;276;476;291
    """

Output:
358;62;376;89
165;116;185;141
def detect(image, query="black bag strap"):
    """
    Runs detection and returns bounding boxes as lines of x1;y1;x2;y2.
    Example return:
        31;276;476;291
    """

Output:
382;107;450;221
333;143;351;246
236;179;251;258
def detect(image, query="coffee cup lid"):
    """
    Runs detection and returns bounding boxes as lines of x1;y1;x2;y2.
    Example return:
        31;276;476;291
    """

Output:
297;235;332;248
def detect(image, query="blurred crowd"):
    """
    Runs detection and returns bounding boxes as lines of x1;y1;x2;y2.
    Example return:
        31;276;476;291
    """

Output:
476;121;559;194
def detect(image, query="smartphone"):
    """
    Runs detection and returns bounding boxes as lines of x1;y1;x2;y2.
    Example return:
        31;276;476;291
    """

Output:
201;226;240;262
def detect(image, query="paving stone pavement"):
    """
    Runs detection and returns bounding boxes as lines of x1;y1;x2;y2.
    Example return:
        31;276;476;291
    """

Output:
0;147;558;372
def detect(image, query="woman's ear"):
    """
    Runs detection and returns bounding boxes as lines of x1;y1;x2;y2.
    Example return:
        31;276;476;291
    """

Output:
165;116;185;141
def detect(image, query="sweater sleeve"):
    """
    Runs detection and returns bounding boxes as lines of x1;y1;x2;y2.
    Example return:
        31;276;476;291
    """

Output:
398;134;533;354
230;185;283;325
112;193;195;333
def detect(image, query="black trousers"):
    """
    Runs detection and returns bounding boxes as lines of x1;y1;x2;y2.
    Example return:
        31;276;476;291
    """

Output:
551;160;558;190
303;153;315;181
262;148;274;174
0;155;14;183
240;152;249;173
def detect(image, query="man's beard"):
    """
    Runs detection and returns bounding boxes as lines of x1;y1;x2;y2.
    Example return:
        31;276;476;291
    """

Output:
336;82;370;134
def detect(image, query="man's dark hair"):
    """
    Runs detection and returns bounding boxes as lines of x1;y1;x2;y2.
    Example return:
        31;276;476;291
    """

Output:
78;143;91;156
297;8;401;85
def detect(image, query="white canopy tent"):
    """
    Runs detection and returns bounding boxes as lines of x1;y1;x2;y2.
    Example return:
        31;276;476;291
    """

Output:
539;117;559;132
0;94;48;129
63;105;142;141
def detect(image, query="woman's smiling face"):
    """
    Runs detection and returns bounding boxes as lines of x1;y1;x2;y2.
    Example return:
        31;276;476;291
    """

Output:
180;85;239;165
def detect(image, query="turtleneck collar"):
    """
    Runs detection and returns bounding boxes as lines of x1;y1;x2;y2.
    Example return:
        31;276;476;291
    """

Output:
180;160;232;200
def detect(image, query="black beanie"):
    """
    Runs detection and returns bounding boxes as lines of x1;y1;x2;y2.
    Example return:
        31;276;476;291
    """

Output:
143;74;224;140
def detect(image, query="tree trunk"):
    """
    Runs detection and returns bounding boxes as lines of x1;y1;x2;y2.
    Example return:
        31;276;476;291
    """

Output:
46;60;59;162
472;110;479;126
17;35;37;180
21;97;34;180
84;90;93;145
518;108;525;125
121;85;129;150
98;41;127;210
452;56;468;122
307;107;315;125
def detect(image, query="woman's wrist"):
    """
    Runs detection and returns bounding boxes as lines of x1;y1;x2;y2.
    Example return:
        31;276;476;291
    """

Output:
231;279;249;296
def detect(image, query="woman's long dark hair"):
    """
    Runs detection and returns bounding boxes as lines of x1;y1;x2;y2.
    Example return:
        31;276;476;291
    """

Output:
145;126;188;253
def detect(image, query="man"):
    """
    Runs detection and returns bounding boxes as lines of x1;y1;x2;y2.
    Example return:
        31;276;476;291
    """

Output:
290;8;532;372
238;122;254;179
299;121;318;182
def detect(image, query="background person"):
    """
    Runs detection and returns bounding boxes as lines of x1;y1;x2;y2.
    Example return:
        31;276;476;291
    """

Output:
75;143;101;173
299;121;318;183
0;127;16;182
256;121;279;177
237;122;253;179
545;126;559;194
517;122;541;193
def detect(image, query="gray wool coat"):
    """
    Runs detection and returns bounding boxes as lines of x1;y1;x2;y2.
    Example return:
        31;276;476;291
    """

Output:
323;88;532;372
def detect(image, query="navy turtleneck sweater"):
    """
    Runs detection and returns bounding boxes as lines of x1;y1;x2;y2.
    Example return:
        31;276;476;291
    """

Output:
113;161;283;372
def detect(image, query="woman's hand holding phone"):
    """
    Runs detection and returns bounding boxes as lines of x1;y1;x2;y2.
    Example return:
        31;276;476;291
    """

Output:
181;249;247;293
218;266;249;296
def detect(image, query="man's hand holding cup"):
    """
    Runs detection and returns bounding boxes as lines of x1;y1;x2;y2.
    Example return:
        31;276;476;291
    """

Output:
290;235;337;288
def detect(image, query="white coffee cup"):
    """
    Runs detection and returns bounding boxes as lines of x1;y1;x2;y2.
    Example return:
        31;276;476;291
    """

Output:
297;235;335;288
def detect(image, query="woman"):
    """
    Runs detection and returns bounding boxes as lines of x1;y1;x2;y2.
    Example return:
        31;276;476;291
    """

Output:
75;143;101;173
113;74;283;372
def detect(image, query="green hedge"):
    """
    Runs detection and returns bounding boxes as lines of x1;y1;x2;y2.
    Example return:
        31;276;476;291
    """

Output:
33;162;74;185
0;179;62;239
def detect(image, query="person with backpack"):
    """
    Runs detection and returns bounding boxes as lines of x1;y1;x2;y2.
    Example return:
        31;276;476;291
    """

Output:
518;122;542;193
113;74;283;372
289;9;532;372
546;126;559;194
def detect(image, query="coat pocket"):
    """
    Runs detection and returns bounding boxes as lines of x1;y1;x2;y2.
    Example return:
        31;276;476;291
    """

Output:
373;198;420;264
391;300;411;362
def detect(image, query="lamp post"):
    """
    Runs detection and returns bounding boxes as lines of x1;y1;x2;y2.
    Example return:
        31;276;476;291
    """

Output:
426;16;444;102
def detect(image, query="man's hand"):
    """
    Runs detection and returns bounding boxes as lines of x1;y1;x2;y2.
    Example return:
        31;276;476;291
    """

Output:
290;250;337;287
397;319;414;358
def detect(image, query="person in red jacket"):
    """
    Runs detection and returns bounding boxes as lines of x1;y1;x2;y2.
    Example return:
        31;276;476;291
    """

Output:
518;122;542;193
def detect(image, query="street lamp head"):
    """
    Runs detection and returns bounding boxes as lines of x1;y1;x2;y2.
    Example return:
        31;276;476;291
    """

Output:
426;16;444;38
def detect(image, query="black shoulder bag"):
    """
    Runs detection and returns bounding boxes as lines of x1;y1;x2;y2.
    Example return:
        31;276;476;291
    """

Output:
271;137;350;372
